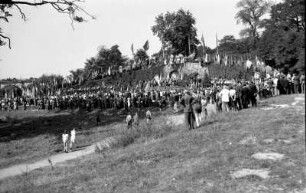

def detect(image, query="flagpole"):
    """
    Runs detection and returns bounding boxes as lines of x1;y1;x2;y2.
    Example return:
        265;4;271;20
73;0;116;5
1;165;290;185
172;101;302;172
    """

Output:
162;40;165;59
201;33;205;59
188;34;191;56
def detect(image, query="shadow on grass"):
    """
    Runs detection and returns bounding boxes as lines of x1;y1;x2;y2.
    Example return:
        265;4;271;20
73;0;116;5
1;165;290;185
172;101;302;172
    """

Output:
0;105;176;143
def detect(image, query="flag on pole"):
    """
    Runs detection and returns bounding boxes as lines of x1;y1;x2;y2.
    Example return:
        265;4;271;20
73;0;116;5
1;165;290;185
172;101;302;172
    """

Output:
201;33;205;51
143;40;149;51
215;33;220;64
216;33;219;54
53;77;57;86
224;55;228;66
201;34;205;47
108;66;111;75
255;56;260;67
131;43;134;55
204;53;209;63
216;53;220;64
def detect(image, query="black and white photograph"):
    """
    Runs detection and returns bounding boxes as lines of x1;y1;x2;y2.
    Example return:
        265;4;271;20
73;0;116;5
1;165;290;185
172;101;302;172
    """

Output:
0;0;305;192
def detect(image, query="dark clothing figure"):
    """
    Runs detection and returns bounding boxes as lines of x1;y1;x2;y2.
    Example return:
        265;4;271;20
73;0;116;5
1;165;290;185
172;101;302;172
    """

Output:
180;91;195;130
96;113;101;126
249;84;258;107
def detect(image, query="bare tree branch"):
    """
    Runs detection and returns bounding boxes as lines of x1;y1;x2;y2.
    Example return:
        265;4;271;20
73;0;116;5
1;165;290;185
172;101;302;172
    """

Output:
0;34;11;49
0;0;95;48
0;16;9;22
13;4;26;20
4;0;95;20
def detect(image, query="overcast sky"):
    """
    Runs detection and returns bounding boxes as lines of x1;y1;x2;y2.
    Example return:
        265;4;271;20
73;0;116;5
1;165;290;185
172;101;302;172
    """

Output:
0;0;266;79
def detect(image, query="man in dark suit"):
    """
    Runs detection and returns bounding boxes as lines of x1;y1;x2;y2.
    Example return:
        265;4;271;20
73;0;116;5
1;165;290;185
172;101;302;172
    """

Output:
180;90;195;130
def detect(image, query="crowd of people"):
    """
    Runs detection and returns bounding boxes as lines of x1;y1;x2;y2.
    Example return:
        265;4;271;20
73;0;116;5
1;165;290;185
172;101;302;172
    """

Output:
1;70;304;153
261;73;305;96
1;72;304;114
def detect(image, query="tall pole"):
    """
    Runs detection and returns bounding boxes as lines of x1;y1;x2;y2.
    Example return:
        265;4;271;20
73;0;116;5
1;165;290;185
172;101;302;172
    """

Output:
162;40;165;59
188;34;191;56
201;33;205;60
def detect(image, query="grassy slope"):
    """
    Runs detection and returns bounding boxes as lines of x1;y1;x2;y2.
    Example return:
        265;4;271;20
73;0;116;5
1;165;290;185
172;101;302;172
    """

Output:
0;106;164;169
0;94;305;193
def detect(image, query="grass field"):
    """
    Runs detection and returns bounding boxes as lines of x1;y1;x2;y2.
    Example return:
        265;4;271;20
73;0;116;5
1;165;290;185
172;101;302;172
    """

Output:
0;105;166;169
0;94;305;193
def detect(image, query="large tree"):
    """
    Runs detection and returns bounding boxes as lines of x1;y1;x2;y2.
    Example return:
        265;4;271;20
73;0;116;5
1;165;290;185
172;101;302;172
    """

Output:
0;0;94;48
151;9;199;57
257;0;305;73
235;0;271;49
95;45;126;73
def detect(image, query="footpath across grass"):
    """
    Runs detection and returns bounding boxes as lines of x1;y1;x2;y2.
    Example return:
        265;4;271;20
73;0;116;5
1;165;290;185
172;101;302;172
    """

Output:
0;94;305;193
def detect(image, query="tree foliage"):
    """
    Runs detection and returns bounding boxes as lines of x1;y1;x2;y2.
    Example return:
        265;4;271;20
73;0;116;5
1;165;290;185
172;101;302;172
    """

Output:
135;49;149;65
235;0;271;49
96;45;126;71
0;0;94;48
151;9;200;57
257;0;305;73
218;35;251;55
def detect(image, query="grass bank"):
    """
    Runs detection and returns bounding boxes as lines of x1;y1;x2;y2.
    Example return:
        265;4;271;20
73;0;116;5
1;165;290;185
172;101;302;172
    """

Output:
0;94;305;193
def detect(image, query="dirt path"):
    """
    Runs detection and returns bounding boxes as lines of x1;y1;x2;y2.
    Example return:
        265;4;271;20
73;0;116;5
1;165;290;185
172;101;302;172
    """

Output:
0;144;96;181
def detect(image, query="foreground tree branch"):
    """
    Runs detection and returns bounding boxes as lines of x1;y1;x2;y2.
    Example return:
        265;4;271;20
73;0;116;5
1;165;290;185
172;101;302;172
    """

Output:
0;34;11;49
0;0;95;49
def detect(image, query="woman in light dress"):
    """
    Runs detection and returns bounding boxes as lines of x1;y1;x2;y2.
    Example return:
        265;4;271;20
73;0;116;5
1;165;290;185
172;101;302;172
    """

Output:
70;128;76;150
62;130;69;153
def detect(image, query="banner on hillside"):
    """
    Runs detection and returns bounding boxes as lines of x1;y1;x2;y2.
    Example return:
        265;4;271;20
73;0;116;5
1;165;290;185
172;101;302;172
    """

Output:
108;67;111;75
245;60;252;69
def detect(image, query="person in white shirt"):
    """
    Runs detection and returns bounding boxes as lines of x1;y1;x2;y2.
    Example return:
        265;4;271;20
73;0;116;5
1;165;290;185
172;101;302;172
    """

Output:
127;97;131;110
218;85;230;112
62;130;69;153
70;128;76;150
146;110;152;124
273;76;279;96
126;113;132;129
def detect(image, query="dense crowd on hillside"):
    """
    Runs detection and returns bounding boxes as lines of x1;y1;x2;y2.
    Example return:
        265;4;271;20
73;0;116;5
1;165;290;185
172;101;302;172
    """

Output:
1;72;304;114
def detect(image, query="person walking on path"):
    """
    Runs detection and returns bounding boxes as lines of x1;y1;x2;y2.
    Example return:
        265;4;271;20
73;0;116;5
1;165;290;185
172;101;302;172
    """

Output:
133;112;139;127
62;130;69;153
146;110;152;124
126;113;133;129
180;90;195;130
69;128;76;150
96;112;101;126
193;97;202;128
300;73;305;94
